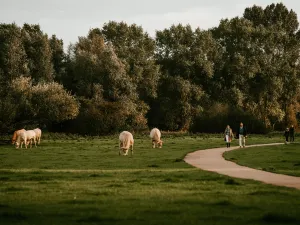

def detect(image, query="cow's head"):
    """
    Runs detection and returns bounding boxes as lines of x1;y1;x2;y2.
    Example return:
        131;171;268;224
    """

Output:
15;142;20;149
120;147;128;155
157;140;163;148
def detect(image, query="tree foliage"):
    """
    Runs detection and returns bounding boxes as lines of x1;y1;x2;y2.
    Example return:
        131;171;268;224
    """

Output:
49;35;65;81
212;3;300;128
98;21;160;100
21;24;53;82
1;2;300;134
0;23;28;86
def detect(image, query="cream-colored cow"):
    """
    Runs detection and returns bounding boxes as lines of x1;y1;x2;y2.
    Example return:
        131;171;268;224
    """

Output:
15;130;37;149
33;128;42;145
150;128;163;148
12;129;26;144
15;130;27;149
119;131;134;156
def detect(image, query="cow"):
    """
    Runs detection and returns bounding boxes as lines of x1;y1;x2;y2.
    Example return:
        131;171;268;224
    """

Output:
25;130;37;148
12;129;26;144
15;130;27;149
119;131;134;156
33;128;42;145
150;128;163;148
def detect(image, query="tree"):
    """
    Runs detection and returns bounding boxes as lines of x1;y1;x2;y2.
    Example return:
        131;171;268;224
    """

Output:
153;24;219;130
243;3;300;127
49;35;66;81
244;3;299;34
156;24;220;90
151;75;204;131
212;3;300;128
65;33;136;100
62;31;148;134
21;24;53;82
0;76;79;132
0;23;28;86
96;21;160;100
31;82;79;125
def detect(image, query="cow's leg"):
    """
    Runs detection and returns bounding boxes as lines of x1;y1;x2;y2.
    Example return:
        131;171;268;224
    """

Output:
131;144;133;155
23;138;26;149
34;137;37;148
152;141;155;148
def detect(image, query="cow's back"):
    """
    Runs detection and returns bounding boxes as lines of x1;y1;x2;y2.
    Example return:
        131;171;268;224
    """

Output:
119;131;133;149
12;129;26;143
33;128;42;137
150;128;161;141
26;130;36;139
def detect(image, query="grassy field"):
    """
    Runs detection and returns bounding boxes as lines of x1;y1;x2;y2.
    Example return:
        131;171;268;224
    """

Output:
224;142;300;177
1;134;300;225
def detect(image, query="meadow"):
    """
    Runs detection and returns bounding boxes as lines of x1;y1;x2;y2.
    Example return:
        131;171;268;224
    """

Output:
224;142;300;177
0;133;300;225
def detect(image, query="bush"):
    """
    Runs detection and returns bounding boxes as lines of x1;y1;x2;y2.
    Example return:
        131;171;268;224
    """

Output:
52;98;148;135
0;77;79;133
31;82;79;123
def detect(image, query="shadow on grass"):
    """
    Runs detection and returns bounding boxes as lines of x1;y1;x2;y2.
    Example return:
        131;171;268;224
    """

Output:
174;158;183;162
262;212;299;223
61;200;95;204
0;211;27;220
77;215;104;223
262;167;276;172
248;190;291;196
3;187;29;192
148;164;159;168
224;178;241;185
0;176;10;181
213;200;232;206
161;178;178;182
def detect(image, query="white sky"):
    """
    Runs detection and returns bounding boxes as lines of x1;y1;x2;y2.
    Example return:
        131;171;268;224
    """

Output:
0;0;299;48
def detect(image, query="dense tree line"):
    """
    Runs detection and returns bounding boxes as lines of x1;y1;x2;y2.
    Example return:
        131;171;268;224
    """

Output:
1;3;300;135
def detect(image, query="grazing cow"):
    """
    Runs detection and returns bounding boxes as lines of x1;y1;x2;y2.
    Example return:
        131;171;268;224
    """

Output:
150;128;163;148
33;128;42;145
15;130;27;149
119;131;134;156
12;129;26;144
23;130;37;148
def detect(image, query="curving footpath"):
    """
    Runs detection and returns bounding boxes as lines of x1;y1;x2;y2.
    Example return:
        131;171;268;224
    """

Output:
184;143;300;190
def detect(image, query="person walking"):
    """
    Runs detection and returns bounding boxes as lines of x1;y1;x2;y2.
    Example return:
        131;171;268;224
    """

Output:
224;125;234;148
289;125;295;142
236;122;247;148
284;128;290;144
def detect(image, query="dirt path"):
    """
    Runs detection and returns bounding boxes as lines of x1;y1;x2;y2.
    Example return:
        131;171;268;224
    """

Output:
184;143;300;190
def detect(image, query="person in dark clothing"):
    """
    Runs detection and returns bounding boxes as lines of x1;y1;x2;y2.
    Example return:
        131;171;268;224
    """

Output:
284;128;289;144
236;122;247;148
289;125;295;142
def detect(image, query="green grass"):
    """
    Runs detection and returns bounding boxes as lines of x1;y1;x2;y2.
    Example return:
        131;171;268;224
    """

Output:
224;142;300;177
1;134;300;225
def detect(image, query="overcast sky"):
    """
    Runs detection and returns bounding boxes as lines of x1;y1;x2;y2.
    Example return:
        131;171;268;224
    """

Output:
1;0;299;48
